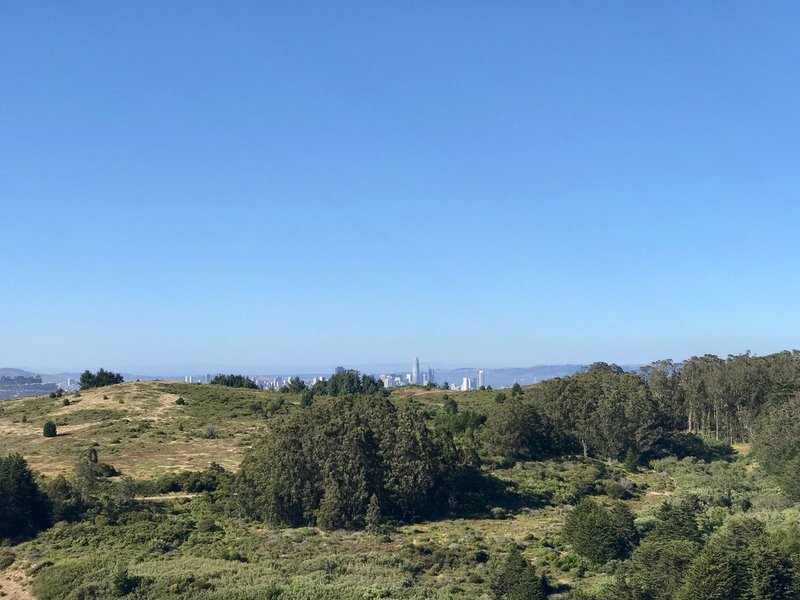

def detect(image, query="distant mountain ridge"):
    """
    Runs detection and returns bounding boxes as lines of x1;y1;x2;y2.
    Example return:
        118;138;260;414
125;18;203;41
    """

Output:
0;367;40;379
0;368;156;399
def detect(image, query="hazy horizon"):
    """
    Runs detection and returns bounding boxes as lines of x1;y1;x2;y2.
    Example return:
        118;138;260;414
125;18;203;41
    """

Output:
6;345;796;379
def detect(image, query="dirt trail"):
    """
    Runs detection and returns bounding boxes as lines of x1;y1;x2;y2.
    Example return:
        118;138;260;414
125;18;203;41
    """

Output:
136;492;198;501
0;565;36;599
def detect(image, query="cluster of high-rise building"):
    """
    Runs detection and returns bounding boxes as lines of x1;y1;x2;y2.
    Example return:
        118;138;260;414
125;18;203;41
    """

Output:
379;357;435;389
181;358;489;392
457;369;486;391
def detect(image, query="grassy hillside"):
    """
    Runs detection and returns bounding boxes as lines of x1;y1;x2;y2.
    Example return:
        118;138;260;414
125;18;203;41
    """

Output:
0;382;291;478
0;382;498;479
0;381;798;599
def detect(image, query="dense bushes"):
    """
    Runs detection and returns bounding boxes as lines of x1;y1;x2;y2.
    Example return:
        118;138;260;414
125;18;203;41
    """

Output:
154;464;232;494
43;420;57;437
673;518;797;600
43;475;86;522
236;395;469;529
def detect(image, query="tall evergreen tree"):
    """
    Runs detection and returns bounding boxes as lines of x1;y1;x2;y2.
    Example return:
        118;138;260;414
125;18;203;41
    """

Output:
0;454;51;537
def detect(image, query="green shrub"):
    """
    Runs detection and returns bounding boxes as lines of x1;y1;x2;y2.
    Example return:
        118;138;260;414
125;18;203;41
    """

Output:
201;424;219;439
43;421;57;437
111;565;139;596
624;448;638;472
614;538;700;600
196;518;220;533
490;547;547;599
673;518;796;600
562;498;636;563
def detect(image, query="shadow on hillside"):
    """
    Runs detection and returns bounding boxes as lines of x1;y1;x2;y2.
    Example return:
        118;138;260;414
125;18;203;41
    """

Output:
447;471;550;519
645;432;735;464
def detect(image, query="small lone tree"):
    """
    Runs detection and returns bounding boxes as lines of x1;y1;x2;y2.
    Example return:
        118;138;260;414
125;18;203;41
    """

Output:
43;421;57;437
491;547;547;600
624;448;639;473
563;498;635;563
365;493;382;532
111;564;139;596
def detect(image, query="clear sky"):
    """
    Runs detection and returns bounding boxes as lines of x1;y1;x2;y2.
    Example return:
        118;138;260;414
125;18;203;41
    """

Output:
2;2;799;374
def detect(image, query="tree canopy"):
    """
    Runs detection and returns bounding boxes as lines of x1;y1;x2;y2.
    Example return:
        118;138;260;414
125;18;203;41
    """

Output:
209;374;258;388
79;368;124;390
235;394;467;529
0;454;51;538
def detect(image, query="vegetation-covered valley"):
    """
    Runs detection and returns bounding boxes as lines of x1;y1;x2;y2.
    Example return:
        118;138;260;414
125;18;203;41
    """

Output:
2;353;800;599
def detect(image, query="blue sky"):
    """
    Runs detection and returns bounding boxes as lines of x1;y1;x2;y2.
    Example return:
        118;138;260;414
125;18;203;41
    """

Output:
2;2;799;373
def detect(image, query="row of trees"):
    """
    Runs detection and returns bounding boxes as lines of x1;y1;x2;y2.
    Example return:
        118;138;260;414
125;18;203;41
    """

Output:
480;352;800;464
209;374;258;388
752;393;800;501
297;370;386;399
484;363;662;462
645;351;800;442
79;368;123;390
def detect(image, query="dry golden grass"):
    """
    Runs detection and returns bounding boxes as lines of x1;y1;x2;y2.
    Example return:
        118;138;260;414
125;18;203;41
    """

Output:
0;563;35;600
0;382;251;478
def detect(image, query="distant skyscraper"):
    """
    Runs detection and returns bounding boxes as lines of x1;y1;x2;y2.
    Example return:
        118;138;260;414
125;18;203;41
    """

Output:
428;368;434;384
335;366;345;374
478;369;485;388
412;357;420;385
461;377;472;391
